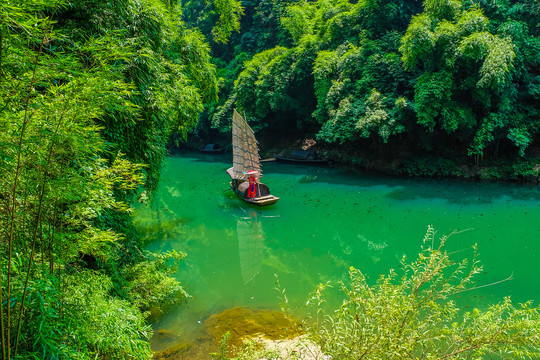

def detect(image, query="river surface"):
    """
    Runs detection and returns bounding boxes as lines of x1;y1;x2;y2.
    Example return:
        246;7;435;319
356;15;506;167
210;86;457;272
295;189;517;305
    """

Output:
134;152;540;352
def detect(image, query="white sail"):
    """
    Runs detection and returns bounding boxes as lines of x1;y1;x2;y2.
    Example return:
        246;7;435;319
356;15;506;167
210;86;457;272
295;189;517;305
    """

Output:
232;109;261;180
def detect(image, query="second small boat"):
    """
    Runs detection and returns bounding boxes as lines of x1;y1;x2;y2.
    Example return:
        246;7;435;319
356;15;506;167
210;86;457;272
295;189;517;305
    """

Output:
275;150;331;164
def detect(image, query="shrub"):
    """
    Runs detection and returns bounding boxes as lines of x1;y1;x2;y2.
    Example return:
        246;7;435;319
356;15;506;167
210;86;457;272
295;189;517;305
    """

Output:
308;226;540;359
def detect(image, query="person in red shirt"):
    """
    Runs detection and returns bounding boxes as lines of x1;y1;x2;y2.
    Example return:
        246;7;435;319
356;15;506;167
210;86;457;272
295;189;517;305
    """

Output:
247;173;257;198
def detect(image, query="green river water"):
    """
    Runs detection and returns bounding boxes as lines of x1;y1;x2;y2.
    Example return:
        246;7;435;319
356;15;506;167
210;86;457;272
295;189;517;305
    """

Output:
134;152;540;354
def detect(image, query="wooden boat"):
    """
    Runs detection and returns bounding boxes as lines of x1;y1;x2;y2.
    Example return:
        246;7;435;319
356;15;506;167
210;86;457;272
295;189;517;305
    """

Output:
226;110;279;207
200;143;225;153
275;150;332;164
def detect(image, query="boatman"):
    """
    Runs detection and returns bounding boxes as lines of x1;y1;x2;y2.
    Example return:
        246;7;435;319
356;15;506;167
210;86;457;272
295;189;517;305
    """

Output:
247;171;257;198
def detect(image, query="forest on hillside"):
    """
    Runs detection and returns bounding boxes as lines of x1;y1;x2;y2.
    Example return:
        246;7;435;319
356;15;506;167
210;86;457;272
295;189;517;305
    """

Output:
1;0;540;359
188;0;540;180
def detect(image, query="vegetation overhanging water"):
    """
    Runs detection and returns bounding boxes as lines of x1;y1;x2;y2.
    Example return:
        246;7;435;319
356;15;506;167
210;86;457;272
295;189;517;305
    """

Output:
134;152;540;350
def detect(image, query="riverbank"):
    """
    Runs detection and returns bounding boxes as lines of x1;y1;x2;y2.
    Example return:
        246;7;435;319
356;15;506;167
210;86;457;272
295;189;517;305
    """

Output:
255;134;540;184
152;306;304;359
183;134;540;184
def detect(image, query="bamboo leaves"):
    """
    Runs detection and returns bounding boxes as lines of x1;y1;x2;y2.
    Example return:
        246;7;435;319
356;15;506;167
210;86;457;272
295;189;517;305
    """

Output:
0;1;172;358
400;2;521;158
212;0;244;44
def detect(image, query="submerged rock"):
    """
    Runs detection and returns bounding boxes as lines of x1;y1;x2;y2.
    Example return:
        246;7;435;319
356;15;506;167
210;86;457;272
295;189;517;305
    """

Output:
203;306;304;347
153;306;304;360
153;341;191;359
151;329;186;354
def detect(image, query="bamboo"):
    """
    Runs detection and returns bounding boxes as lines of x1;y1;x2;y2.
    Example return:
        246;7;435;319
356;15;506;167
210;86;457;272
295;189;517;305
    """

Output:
14;172;47;355
14;83;70;357
41;222;45;269
49;209;56;274
0;24;3;79
0;258;4;360
4;33;46;360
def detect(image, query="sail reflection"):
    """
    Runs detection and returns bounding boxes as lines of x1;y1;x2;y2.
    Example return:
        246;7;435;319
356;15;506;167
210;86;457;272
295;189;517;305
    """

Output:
237;210;265;284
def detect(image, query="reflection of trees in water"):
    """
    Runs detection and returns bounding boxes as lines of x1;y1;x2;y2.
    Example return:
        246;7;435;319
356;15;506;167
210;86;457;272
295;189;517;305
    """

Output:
385;182;540;204
237;210;266;284
133;199;192;245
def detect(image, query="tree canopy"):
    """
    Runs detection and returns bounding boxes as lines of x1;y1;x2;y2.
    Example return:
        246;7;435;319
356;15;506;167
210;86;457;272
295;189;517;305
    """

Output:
199;0;539;169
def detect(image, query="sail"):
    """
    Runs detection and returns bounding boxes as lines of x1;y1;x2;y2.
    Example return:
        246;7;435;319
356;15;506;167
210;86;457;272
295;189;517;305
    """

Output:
232;109;261;180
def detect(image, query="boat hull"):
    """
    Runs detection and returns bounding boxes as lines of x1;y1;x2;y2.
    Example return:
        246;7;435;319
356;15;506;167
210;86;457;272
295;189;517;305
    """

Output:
227;168;279;207
274;155;331;164
200;149;225;154
200;144;225;153
230;183;280;206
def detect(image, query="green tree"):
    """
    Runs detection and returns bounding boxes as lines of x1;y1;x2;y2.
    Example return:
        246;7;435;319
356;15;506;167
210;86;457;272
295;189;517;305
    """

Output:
204;0;540;176
473;0;540;159
399;0;537;161
212;0;420;147
212;0;245;43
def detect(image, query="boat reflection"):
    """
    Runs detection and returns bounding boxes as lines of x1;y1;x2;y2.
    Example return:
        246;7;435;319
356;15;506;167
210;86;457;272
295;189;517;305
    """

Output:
237;210;265;284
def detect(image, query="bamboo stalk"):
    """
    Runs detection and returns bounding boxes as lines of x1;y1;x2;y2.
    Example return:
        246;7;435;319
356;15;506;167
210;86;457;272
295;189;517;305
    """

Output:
41;222;45;269
49;208;56;274
0;20;13;345
0;24;4;79
14;171;47;355
4;33;47;360
0;258;4;360
14;81;71;357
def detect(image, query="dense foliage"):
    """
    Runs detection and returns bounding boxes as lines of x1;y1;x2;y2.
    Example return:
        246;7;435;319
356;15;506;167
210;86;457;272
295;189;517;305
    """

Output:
197;0;539;172
0;0;216;358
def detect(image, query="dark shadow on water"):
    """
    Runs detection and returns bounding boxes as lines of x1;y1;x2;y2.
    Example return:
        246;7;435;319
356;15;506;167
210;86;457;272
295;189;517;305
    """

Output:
264;161;540;204
169;150;230;164
168;150;540;204
384;180;540;204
